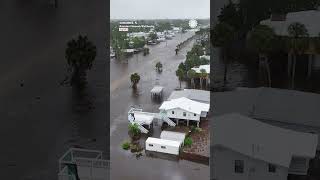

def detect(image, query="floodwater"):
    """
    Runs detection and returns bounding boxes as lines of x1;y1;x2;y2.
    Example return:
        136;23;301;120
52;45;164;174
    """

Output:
0;1;107;179
110;31;209;180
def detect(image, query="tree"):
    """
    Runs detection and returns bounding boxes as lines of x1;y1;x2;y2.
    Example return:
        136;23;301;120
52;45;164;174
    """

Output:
131;37;145;49
247;24;276;87
111;24;129;59
211;22;235;85
187;69;197;88
155;62;163;72
286;22;309;89
148;32;158;41
128;123;141;139
176;68;185;89
218;0;242;30
199;69;208;89
130;73;140;88
65;35;97;88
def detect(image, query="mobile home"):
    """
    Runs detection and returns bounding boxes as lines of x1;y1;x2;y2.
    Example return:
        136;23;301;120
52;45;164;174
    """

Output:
146;137;181;155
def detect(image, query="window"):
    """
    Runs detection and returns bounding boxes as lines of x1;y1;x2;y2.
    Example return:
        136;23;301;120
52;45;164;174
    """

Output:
268;164;276;173
172;111;174;114
161;146;166;149
235;160;244;173
194;113;196;116
148;144;153;147
183;112;186;116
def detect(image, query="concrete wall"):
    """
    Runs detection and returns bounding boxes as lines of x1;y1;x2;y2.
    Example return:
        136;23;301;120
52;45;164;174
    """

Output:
212;146;288;180
165;108;200;121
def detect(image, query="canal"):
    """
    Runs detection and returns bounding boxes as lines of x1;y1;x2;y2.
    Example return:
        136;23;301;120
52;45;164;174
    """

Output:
110;31;209;180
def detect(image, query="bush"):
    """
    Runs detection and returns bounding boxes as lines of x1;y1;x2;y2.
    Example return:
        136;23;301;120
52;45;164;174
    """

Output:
195;127;203;132
184;137;193;147
122;141;130;150
128;123;141;138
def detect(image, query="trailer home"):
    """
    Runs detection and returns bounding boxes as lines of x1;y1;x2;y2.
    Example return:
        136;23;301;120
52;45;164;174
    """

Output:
146;137;181;155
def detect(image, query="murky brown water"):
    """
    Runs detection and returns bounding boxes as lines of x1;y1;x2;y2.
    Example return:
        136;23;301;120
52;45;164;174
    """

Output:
110;31;209;180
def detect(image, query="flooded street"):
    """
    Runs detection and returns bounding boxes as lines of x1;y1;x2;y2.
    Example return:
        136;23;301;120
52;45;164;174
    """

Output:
110;31;209;180
0;1;107;179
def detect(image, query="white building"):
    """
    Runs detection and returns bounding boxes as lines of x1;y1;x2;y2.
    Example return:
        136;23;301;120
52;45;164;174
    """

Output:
192;64;210;74
159;97;209;127
146;137;181;155
260;10;320;76
168;89;210;104
212;113;318;180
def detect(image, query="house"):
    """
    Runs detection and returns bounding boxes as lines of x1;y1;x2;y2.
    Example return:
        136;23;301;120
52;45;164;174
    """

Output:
192;64;210;74
260;10;320;77
212;87;320;148
211;113;318;180
146;137;181;155
168;89;210;104
159;97;209;127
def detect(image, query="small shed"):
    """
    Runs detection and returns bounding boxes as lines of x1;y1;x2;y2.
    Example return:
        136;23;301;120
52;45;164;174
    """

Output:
146;137;181;155
151;86;164;99
160;131;186;146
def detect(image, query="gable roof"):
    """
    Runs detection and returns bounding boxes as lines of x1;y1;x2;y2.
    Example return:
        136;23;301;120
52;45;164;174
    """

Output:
261;10;320;37
192;64;210;74
213;113;318;168
213;87;320;127
168;89;210;103
159;97;209;115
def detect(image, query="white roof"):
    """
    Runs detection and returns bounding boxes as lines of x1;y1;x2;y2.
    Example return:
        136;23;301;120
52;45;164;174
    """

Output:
160;131;186;144
200;55;210;60
213;113;318;168
159;97;209;115
213;87;320;127
133;112;154;125
192;64;210;74
168;89;210;103
261;10;320;37
151;86;164;93
146;137;181;148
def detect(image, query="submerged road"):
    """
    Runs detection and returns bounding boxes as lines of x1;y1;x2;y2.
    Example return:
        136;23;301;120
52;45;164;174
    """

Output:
0;1;107;179
110;31;209;180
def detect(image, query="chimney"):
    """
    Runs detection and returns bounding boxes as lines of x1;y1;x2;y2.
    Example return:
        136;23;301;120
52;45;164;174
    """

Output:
270;13;286;21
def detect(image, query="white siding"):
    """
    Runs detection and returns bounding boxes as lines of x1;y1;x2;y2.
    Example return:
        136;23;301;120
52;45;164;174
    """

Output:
165;108;200;121
212;147;288;180
146;141;180;155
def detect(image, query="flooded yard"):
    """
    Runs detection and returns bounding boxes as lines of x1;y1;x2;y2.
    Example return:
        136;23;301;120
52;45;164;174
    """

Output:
110;31;209;180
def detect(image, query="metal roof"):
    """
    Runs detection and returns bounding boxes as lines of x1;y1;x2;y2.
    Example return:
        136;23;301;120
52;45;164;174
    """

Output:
261;10;320;37
160;131;186;144
213;87;320;128
159;97;209;115
168;89;210;103
213;113;318;168
146;137;181;148
192;64;210;74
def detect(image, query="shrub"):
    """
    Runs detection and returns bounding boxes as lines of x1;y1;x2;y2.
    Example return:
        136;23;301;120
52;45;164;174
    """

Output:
128;123;141;137
184;137;193;147
195;127;203;132
122;141;130;150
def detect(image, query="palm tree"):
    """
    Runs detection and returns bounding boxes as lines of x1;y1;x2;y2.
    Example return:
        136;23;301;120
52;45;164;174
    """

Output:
200;69;208;89
211;22;235;86
287;22;309;89
130;73;140;89
176;68;185;89
65;35;97;88
247;24;276;87
155;62;163;72
187;69;197;88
